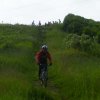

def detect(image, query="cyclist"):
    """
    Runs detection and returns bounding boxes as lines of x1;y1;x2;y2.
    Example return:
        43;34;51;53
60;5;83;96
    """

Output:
35;45;52;80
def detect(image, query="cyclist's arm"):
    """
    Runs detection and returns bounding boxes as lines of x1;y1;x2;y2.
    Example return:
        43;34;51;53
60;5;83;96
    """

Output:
47;52;52;64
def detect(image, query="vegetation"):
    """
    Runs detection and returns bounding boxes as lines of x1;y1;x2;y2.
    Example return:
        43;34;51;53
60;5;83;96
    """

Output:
0;13;100;100
46;20;100;100
63;14;100;37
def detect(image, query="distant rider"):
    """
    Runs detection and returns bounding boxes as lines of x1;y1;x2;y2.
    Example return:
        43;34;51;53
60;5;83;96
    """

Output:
35;45;52;80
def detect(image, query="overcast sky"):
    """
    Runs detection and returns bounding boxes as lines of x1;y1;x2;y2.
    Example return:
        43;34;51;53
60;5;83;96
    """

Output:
0;0;100;25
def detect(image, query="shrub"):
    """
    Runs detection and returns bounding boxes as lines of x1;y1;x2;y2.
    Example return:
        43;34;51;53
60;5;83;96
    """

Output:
65;34;81;49
65;34;96;52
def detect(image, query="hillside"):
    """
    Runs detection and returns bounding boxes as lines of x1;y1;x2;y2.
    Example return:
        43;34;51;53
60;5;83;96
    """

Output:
0;14;100;100
46;25;100;100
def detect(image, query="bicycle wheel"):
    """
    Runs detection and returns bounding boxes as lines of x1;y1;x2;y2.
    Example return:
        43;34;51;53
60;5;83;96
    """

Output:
41;71;47;87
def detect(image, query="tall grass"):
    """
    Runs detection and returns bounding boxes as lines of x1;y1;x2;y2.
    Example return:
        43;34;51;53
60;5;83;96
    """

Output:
46;27;100;100
0;24;38;99
0;24;61;100
0;24;100;100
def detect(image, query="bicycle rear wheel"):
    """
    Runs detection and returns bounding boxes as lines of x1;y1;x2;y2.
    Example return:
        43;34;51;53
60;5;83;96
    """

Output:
42;79;47;87
41;73;47;87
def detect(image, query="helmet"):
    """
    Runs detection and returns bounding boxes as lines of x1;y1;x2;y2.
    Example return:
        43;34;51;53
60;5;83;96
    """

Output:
41;45;48;50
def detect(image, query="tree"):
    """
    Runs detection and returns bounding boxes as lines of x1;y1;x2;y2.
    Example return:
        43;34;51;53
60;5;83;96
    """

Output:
63;14;89;34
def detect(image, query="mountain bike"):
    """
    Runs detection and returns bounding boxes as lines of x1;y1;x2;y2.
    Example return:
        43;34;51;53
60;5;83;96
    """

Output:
40;66;48;88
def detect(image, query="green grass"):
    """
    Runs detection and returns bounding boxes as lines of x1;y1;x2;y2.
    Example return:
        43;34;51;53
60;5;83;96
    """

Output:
0;24;100;100
46;27;100;100
0;24;60;100
0;24;35;100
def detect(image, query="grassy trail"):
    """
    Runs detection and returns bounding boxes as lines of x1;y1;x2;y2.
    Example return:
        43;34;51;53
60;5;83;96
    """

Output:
27;26;61;100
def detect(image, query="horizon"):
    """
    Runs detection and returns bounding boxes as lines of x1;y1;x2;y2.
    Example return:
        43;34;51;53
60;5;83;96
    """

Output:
0;13;100;25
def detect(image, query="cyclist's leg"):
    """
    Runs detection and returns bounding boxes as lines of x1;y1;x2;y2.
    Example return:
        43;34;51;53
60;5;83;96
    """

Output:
44;64;48;80
39;64;45;80
44;64;48;87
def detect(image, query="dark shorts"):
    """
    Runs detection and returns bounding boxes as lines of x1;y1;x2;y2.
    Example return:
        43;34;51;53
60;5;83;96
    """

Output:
39;64;47;79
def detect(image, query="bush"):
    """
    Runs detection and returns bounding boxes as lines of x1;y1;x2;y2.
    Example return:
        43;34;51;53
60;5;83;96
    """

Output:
65;34;96;52
96;32;100;43
65;34;81;49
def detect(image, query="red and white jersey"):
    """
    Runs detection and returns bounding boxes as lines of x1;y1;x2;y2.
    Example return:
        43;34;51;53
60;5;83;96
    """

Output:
35;50;52;64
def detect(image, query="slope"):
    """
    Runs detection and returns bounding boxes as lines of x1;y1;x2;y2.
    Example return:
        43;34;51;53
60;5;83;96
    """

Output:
45;25;100;100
